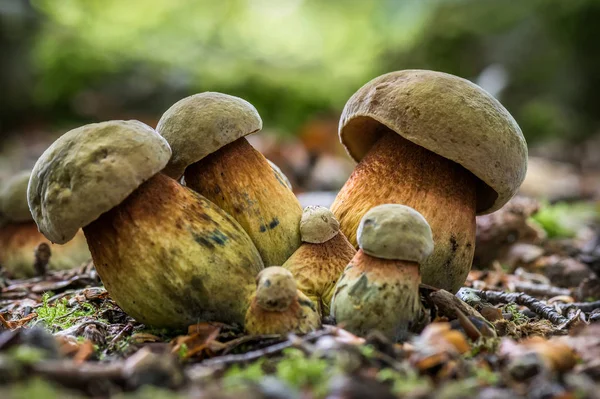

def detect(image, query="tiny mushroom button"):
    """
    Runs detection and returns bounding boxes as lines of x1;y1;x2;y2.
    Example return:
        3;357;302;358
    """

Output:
331;70;528;293
245;266;320;335
157;92;303;266
283;206;356;316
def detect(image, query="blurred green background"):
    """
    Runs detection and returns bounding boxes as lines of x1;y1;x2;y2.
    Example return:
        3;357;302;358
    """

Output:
1;0;600;192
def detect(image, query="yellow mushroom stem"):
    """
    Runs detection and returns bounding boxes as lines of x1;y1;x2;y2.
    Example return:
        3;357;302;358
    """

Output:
83;173;263;328
283;232;355;316
185;137;302;266
0;223;89;278
331;130;476;293
331;249;424;341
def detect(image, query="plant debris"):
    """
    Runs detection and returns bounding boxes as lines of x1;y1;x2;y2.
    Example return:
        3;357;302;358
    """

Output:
0;195;598;398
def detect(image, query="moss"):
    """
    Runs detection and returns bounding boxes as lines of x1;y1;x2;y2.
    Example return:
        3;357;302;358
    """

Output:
465;337;501;358
33;292;101;332
530;201;598;239
275;349;332;397
502;303;528;325
376;368;430;396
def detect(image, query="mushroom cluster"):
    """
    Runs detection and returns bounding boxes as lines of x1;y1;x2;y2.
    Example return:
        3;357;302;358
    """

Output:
331;70;528;293
331;204;433;341
28;120;265;328
24;69;526;341
156;93;303;266
0;171;90;278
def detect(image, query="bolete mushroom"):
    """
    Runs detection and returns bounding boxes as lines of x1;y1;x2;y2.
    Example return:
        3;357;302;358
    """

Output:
282;206;355;316
27;120;264;328
245;266;320;335
0;171;90;278
330;204;433;341
331;70;527;293
157;93;302;266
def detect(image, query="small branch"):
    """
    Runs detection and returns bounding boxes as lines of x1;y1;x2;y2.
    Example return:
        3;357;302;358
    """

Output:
457;288;568;325
557;300;600;313
510;281;571;298
200;327;334;367
220;334;282;355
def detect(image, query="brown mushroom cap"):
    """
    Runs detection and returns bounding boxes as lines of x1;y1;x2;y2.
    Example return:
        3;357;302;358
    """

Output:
300;206;340;244
357;204;433;263
27;120;171;244
156;92;262;179
339;70;527;214
1;171;34;223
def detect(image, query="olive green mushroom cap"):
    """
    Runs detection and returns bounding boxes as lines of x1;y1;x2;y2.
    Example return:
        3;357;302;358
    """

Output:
255;266;298;312
28;120;171;244
357;204;433;262
1;171;34;223
339;70;528;214
156;92;263;179
299;206;340;244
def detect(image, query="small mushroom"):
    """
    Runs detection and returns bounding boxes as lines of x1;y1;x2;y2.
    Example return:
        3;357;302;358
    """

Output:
330;204;433;342
282;206;356;316
0;171;90;278
245;266;320;335
331;70;528;293
28;120;264;328
157;93;302;266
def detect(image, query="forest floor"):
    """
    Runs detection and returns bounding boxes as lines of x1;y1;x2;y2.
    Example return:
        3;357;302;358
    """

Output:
0;196;599;399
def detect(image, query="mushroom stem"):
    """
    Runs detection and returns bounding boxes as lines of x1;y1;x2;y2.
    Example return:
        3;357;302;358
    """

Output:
331;249;424;341
283;232;355;315
0;223;89;278
331;131;476;293
185;137;302;266
83;173;263;328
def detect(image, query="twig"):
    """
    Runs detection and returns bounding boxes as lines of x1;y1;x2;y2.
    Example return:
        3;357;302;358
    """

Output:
457;288;568;325
107;323;134;350
428;289;486;320
557;300;600;313
200;327;335;367
510;281;571;298
220;334;282;355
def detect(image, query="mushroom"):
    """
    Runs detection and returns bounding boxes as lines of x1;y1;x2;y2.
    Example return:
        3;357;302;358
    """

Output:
0;171;90;278
330;204;433;341
157;93;303;266
330;70;527;293
27;120;264;328
245;266;320;335
267;159;293;191
282;206;356;316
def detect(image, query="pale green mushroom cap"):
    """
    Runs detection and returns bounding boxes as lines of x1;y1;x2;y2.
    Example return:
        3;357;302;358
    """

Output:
357;204;433;262
299;206;340;244
1;171;34;223
27;120;171;244
339;70;528;214
156;92;263;179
